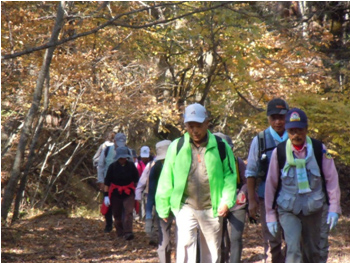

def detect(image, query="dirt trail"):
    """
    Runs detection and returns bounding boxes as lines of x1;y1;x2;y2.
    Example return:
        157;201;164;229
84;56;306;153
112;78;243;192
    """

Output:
2;211;349;263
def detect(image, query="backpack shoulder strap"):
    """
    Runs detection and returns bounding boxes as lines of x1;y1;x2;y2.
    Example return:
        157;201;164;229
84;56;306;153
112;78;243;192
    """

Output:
176;134;229;169
258;131;265;158
214;135;226;162
176;136;185;155
311;138;323;173
235;156;241;187
277;140;287;170
104;145;111;158
311;138;329;205
214;135;233;175
272;140;287;209
273;138;329;208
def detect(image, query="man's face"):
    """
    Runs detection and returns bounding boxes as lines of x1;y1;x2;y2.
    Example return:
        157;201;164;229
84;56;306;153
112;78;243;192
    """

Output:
185;120;209;145
268;114;286;135
287;128;308;146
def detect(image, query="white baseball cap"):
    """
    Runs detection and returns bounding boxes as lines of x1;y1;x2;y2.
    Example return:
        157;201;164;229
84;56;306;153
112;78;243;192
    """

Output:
184;103;208;123
140;146;150;158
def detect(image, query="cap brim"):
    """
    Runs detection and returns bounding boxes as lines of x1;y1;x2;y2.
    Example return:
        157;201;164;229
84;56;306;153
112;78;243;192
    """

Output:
184;117;206;123
116;154;130;160
140;154;150;158
267;109;288;116
285;122;307;129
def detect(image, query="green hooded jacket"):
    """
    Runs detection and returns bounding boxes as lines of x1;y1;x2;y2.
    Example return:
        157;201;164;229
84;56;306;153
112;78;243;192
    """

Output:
155;131;237;218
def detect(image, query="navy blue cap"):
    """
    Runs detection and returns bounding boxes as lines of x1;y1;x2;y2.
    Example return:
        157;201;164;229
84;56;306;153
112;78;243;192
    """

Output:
285;108;308;129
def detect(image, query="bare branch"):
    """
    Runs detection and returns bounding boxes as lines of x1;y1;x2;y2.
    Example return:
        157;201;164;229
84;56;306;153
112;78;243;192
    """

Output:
2;1;233;60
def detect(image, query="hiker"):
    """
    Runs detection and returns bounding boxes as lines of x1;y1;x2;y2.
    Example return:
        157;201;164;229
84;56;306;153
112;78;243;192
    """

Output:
94;131;115;191
214;132;248;263
265;108;341;263
97;132;132;232
146;140;173;262
155;103;237;263
245;98;289;263
103;146;140;240
135;156;155;223
135;145;152;220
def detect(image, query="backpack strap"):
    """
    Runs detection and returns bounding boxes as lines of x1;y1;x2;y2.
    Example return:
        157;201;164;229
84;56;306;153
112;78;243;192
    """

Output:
104;145;111;158
258;131;265;159
176;135;229;170
311;138;329;205
235;156;241;188
176;136;185;155
214;135;226;163
273;140;287;209
273;138;329;209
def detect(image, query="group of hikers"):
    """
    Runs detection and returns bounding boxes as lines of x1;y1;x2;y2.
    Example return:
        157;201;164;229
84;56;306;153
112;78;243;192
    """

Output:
92;99;341;263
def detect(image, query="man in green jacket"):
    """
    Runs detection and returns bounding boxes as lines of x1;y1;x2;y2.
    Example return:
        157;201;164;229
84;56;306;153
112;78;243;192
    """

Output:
155;103;237;263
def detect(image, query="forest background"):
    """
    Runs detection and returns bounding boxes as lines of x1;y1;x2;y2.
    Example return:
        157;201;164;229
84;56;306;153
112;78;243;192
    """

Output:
1;1;350;261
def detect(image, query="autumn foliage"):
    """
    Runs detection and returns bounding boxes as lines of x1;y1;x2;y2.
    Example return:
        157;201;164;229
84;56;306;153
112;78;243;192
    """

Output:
1;1;349;224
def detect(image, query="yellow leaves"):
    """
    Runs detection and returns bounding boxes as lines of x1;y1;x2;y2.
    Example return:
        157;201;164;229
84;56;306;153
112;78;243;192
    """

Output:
327;149;339;157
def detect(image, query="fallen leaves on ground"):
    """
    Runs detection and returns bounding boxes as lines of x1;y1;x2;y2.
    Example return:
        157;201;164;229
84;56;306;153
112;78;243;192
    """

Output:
2;212;349;262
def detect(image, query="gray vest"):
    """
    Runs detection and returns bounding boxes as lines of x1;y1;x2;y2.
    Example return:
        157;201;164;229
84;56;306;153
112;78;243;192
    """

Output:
276;153;325;216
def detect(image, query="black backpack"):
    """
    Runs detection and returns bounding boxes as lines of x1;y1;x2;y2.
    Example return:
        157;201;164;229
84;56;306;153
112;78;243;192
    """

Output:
272;138;329;209
257;131;278;180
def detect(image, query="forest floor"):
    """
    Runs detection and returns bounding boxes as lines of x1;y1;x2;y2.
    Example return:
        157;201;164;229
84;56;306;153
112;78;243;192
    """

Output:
2;207;350;263
2;164;350;262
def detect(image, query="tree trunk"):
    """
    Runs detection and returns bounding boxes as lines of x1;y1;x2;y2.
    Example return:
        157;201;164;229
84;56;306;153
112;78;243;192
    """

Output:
1;2;65;222
12;74;50;224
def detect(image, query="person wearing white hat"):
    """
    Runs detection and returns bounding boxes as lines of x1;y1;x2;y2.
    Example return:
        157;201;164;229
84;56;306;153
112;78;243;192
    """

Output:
143;140;173;261
155;103;237;263
135;145;152;219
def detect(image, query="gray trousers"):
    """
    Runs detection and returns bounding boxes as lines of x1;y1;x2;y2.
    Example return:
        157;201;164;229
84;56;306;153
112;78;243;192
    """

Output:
227;208;246;263
259;198;284;263
319;203;330;263
278;207;323;263
157;213;176;263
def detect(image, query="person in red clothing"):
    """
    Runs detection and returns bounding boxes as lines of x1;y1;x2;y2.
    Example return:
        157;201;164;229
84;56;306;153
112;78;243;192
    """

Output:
104;146;140;240
135;145;152;219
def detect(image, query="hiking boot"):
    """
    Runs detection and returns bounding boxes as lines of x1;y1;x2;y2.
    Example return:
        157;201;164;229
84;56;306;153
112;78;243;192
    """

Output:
124;233;134;240
104;225;113;233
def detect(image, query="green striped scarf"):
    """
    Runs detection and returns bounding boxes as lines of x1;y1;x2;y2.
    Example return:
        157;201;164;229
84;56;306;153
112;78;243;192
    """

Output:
283;136;312;194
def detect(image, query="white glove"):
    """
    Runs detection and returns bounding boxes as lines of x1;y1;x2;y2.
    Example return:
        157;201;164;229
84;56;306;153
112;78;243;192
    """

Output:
104;196;110;206
267;222;278;237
